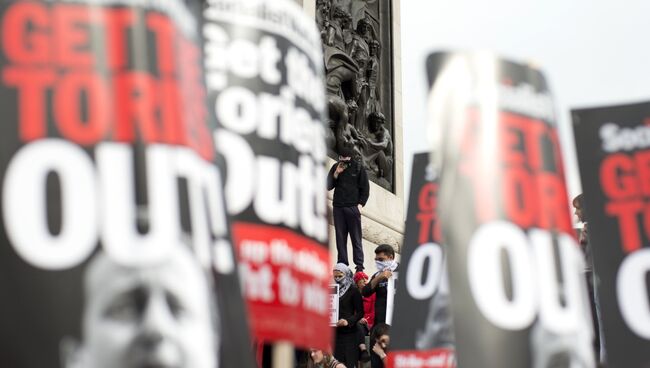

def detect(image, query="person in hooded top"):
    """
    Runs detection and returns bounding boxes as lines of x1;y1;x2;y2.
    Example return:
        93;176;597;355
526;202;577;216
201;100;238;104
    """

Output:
327;146;370;273
332;263;363;368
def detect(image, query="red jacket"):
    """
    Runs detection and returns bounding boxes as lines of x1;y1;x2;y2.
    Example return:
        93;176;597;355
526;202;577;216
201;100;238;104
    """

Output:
363;293;376;329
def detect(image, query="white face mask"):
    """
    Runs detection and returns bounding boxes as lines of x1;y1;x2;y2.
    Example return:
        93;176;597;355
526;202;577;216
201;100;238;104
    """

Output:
375;260;394;272
334;275;344;283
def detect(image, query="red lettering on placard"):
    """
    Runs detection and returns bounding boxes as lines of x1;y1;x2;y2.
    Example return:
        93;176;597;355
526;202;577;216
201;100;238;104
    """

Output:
54;5;94;67
160;78;185;146
635;151;650;196
605;200;643;253
601;154;638;200
147;13;177;75
179;37;213;160
536;172;571;232
3;2;51;64
417;182;441;243
503;166;537;228
460;109;572;234
114;72;160;143
419;182;437;212
599;149;650;253
1;2;213;161
3;67;56;140
54;71;110;144
104;8;134;70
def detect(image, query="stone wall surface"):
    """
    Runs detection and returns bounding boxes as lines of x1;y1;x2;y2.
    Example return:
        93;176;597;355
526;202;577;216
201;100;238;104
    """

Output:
305;0;405;269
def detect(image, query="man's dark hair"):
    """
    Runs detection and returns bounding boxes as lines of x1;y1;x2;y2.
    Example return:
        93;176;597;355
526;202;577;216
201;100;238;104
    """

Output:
338;145;355;158
370;323;390;342
374;244;395;258
572;193;584;208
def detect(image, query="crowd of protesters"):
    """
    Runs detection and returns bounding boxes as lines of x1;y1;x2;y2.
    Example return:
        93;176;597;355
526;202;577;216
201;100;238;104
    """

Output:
331;243;396;368
295;148;392;368
294;190;608;368
316;146;606;367
296;243;395;368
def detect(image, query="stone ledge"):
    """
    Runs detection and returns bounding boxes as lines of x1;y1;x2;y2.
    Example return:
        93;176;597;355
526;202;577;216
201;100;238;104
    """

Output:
361;212;403;253
327;203;403;253
328;224;402;276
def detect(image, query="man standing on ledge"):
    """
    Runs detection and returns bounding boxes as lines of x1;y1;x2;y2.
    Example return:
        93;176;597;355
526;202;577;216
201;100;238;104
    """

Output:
327;146;370;272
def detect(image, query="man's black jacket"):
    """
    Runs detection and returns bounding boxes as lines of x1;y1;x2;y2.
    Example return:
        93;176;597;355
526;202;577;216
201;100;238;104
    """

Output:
362;271;390;325
327;159;370;207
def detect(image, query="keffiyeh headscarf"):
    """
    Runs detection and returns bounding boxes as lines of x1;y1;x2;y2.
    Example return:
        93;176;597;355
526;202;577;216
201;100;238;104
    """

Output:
333;263;354;297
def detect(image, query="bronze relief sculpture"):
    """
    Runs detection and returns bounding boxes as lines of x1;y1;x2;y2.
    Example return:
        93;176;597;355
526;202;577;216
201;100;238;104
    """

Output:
317;0;395;191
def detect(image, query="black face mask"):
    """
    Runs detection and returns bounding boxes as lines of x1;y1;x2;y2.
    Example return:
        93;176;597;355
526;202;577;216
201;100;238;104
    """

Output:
345;158;357;168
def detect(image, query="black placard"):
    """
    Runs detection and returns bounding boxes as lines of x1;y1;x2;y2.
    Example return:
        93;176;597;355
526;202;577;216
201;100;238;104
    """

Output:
573;101;650;368
0;1;251;367
388;152;455;368
202;0;332;351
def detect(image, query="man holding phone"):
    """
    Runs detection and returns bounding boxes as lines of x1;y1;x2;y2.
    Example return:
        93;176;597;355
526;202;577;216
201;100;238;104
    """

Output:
327;146;370;272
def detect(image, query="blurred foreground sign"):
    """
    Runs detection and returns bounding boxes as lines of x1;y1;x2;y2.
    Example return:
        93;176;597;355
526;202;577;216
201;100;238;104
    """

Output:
426;52;595;368
202;0;332;350
0;1;252;367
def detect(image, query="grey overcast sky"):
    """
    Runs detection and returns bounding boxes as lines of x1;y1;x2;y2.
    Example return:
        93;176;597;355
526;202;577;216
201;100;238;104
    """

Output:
401;0;650;208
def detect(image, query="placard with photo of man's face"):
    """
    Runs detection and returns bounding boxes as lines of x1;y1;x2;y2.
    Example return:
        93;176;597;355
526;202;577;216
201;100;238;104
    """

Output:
0;1;254;367
62;246;218;368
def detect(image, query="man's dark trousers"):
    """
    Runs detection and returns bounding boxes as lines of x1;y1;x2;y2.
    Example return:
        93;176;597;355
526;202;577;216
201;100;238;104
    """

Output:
333;206;363;271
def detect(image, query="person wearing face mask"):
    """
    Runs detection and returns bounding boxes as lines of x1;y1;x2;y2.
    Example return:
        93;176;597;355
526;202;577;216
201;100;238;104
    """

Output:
332;263;364;368
362;244;397;325
369;323;390;368
327;146;370;273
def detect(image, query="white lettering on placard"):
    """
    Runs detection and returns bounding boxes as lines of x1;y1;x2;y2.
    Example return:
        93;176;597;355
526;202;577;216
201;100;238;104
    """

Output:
3;139;97;270
203;19;328;244
468;221;536;330
2;140;234;272
617;248;650;339
203;25;283;90
468;221;592;336
600;122;650;153
97;144;179;266
406;243;443;300
498;83;554;122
